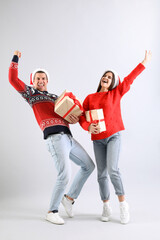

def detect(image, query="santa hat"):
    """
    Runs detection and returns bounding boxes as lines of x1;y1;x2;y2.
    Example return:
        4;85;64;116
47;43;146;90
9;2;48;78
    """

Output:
30;68;49;85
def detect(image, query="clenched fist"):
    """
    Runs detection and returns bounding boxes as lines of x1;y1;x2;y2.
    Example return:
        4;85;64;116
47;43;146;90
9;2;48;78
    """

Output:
14;50;21;58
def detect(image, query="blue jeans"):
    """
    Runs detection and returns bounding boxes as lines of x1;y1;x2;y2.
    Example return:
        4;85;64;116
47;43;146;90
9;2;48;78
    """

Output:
93;132;125;201
46;133;95;211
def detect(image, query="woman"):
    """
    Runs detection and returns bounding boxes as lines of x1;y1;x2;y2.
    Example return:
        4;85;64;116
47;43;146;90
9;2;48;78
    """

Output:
79;50;152;224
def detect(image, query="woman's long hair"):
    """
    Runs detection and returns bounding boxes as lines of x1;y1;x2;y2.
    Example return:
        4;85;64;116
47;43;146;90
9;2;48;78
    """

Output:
97;71;115;92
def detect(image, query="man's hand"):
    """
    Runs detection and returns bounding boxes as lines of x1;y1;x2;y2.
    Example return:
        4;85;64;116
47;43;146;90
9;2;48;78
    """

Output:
88;123;100;134
14;50;21;58
68;114;80;124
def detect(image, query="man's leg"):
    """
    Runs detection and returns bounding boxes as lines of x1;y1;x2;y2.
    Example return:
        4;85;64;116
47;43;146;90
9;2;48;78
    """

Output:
46;133;72;224
67;137;95;199
61;136;95;217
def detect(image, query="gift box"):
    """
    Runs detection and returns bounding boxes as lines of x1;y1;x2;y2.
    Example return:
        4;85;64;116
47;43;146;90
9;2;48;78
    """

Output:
85;109;106;133
54;90;83;123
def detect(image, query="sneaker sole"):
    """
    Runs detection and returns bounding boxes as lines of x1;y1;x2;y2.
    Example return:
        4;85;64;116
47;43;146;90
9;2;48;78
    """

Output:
101;216;110;222
120;217;130;224
46;217;65;225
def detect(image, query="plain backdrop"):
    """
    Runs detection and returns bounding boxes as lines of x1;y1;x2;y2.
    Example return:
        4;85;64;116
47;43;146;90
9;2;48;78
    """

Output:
0;0;160;239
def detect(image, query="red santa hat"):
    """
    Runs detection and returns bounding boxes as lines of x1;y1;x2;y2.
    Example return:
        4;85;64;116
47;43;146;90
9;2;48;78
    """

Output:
30;68;49;85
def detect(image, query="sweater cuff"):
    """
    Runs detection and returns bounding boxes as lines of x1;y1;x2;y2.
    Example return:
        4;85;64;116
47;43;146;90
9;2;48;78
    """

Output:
139;62;146;70
12;55;19;63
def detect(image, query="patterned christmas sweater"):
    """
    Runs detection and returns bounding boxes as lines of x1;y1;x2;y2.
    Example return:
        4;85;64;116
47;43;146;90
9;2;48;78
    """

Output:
79;63;145;140
9;55;71;139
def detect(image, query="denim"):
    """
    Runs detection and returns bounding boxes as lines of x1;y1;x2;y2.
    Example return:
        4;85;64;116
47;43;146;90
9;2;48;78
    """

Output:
93;132;125;201
46;133;95;211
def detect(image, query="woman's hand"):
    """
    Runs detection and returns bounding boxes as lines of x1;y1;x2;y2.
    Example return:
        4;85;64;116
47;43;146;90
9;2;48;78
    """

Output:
88;123;100;134
14;50;21;58
141;50;152;66
68;114;80;124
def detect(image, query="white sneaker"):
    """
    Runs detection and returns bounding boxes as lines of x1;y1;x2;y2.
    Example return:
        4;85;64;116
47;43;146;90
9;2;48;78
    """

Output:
46;212;64;225
61;195;74;218
101;202;112;222
120;201;130;224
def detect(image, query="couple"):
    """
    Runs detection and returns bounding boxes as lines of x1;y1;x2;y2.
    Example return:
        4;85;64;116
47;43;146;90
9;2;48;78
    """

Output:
9;50;151;225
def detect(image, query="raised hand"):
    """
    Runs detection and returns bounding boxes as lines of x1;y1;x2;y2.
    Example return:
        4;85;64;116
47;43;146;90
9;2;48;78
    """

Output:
141;50;152;66
14;50;21;58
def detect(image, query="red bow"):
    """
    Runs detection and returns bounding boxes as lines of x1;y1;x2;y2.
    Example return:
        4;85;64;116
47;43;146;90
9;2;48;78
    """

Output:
88;111;104;124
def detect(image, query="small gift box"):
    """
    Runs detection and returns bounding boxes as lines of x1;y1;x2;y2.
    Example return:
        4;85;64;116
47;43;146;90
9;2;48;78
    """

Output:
54;90;83;123
85;109;106;133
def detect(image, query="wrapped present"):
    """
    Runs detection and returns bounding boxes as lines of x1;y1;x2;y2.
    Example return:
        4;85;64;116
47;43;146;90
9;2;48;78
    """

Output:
85;109;106;133
54;90;83;123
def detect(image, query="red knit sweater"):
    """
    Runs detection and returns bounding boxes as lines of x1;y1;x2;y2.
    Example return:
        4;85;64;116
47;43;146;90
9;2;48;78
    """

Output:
9;58;71;139
79;63;145;140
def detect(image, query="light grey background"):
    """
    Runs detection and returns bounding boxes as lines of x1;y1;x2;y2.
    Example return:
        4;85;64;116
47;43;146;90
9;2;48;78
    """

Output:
0;0;160;239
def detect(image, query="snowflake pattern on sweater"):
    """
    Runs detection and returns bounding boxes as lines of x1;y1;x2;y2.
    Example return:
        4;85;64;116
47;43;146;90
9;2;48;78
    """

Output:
19;85;58;107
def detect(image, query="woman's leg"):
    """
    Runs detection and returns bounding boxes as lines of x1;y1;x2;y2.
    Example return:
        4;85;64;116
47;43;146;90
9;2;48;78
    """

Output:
93;139;110;201
93;138;113;221
106;132;129;224
106;132;125;197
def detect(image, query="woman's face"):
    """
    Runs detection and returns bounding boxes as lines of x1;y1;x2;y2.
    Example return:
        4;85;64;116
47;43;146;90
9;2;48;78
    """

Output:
101;72;113;90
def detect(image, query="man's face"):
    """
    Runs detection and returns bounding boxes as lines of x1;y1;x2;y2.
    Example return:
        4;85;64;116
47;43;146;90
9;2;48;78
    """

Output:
33;73;48;91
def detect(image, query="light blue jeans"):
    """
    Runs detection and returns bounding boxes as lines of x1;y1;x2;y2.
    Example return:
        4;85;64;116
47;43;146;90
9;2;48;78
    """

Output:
93;132;125;201
46;133;95;211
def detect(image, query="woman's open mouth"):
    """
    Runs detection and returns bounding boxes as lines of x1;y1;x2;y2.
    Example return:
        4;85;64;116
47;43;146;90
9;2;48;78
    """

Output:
102;80;108;83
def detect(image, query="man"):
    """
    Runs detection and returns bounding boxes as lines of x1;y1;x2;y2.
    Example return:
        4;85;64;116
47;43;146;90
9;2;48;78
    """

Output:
9;50;95;225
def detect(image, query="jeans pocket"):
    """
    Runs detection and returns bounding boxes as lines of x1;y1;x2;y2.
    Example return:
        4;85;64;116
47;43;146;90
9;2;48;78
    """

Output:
51;133;63;142
112;131;121;138
93;139;103;146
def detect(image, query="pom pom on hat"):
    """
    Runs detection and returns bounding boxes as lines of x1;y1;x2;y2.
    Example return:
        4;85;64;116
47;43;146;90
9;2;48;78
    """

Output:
30;68;49;85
